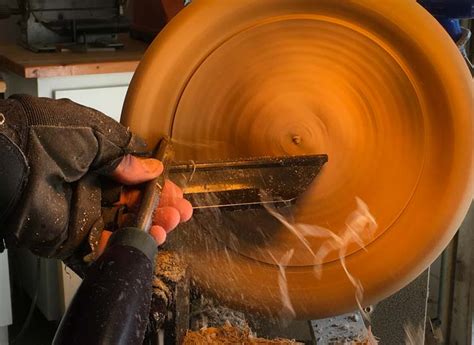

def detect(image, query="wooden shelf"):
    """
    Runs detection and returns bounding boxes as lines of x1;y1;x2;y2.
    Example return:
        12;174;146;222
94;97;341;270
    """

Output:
0;37;148;79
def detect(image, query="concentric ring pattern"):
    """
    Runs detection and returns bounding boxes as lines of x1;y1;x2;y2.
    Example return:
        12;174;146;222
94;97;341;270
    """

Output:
123;0;473;318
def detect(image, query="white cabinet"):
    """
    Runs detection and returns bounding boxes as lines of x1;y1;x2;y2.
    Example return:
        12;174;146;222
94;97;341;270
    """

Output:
54;86;129;122
0;251;12;345
4;71;133;122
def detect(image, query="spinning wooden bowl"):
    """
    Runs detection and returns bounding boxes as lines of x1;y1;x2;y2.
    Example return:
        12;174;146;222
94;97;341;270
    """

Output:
122;0;473;318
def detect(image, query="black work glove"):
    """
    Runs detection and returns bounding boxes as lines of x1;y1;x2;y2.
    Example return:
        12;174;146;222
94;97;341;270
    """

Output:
0;94;147;260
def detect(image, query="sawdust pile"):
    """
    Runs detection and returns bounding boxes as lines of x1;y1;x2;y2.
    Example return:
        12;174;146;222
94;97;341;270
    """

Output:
183;322;299;345
155;251;187;282
152;251;188;305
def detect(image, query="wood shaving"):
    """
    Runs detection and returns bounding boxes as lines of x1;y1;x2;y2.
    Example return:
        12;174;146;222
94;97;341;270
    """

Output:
152;251;188;306
155;251;187;282
183;322;300;344
152;277;172;305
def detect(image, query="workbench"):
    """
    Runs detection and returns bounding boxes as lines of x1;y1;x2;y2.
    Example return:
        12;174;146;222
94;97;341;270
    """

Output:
0;38;147;322
0;37;147;121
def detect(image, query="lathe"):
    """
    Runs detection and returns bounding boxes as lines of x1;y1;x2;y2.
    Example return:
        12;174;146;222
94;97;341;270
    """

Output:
51;0;473;344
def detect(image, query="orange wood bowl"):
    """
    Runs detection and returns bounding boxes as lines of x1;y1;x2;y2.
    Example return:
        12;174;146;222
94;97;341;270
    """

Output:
122;0;473;319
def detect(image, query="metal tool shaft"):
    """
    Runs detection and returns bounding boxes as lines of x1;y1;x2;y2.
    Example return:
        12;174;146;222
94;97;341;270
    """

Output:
135;137;172;232
168;154;328;211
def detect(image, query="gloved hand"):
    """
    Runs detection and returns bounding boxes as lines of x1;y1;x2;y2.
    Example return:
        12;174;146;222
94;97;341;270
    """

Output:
0;94;192;266
97;162;193;256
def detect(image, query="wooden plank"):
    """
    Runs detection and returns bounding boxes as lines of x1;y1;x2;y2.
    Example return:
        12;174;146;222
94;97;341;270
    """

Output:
23;60;141;79
0;79;5;93
0;36;147;79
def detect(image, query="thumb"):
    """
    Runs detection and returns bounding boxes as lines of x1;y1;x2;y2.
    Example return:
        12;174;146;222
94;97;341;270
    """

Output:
110;155;163;185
